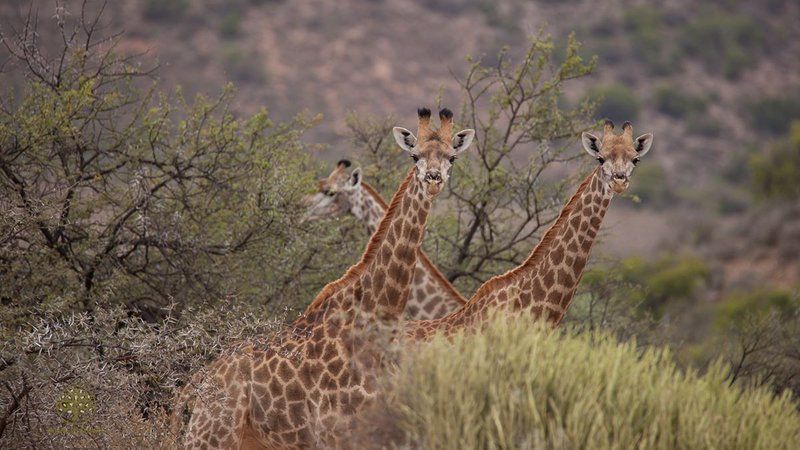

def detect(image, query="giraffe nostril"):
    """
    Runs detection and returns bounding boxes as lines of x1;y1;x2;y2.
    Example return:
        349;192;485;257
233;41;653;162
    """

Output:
613;173;626;180
425;171;442;182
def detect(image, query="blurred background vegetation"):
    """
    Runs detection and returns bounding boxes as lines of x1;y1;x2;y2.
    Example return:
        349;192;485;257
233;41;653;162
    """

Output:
0;0;798;446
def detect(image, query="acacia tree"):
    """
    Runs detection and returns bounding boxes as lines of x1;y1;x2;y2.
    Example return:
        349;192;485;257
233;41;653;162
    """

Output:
0;3;353;445
0;2;332;321
350;34;596;295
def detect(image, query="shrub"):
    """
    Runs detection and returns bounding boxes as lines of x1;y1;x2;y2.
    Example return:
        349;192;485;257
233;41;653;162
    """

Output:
586;83;640;122
374;317;800;449
220;11;242;38
717;288;799;327
0;303;288;447
687;114;723;137
143;0;189;21
749;122;800;201
0;3;340;322
642;256;710;310
653;83;707;118
223;45;268;84
744;95;800;135
602;256;710;316
629;163;675;207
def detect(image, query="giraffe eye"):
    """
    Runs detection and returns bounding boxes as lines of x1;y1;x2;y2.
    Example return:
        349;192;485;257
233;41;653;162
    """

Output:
597;157;605;164
411;154;419;163
632;157;640;166
449;156;457;164
324;189;335;197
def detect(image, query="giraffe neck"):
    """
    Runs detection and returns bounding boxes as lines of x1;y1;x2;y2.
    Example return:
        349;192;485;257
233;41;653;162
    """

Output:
350;182;388;236
359;171;431;319
305;169;431;322
439;167;611;330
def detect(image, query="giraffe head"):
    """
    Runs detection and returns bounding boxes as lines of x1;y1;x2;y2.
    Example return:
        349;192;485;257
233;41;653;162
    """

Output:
392;107;475;197
302;159;363;222
581;120;654;194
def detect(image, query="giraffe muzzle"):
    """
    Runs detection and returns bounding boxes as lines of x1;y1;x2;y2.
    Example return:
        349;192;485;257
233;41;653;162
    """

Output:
425;171;443;183
610;174;629;193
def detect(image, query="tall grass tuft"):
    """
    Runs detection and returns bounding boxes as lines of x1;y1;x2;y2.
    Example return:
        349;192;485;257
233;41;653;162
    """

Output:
378;317;800;449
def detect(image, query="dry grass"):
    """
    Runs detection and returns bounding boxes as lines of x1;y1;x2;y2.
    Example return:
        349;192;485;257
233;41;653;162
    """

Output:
374;316;800;449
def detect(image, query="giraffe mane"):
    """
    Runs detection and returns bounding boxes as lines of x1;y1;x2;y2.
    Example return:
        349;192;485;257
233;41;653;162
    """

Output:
466;167;599;301
305;169;415;311
360;182;389;209
361;181;467;305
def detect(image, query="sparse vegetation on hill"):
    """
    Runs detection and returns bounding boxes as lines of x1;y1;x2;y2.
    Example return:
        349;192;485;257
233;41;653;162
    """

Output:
749;121;800;201
1;0;799;446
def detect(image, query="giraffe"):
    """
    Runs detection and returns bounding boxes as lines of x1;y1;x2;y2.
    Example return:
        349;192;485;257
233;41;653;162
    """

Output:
172;107;475;448
404;120;654;341
302;160;467;320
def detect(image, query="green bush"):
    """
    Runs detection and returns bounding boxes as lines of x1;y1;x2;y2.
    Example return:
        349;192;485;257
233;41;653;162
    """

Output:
378;317;800;449
745;95;800;135
223;45;268;83
717;288;799;328
143;0;189;21
609;256;710;315
629;163;674;206
687;114;723;137
586;83;640;121
749;121;800;201
220;11;242;38
653;83;707;118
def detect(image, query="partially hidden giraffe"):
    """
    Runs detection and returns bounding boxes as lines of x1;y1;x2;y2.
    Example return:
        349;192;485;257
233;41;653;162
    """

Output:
172;108;475;448
302;160;467;320
405;120;654;341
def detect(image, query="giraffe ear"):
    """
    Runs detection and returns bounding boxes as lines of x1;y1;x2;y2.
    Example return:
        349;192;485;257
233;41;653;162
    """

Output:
348;167;362;189
452;129;475;155
634;133;654;157
392;127;417;153
581;132;601;158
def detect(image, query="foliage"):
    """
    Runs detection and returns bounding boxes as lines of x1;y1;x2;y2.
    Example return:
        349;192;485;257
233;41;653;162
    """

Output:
220;11;242;38
0;5;343;321
749;122;800;201
222;45;269;84
628;163;674;207
143;0;189;21
716;288;799;328
373;317;800;449
348;33;595;295
562;261;654;342
744;94;800;136
628;256;710;314
577;256;710;318
721;306;800;401
686;114;723;137
585;83;639;122
653;83;707;118
0;302;288;447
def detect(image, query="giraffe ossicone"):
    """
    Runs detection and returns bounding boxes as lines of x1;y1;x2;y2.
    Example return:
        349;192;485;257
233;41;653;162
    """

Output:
173;107;475;448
